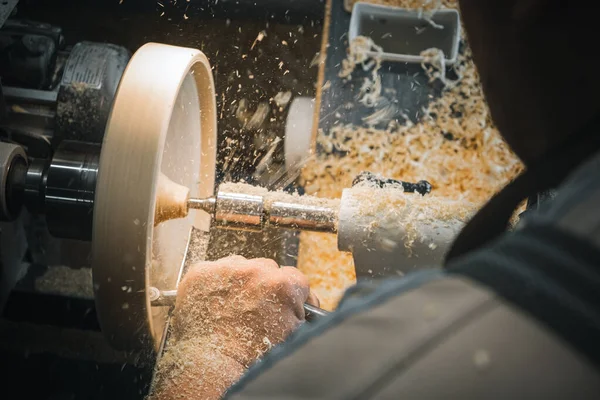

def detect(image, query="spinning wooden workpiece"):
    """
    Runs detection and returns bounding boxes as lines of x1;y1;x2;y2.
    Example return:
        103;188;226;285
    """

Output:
92;43;217;352
155;172;192;226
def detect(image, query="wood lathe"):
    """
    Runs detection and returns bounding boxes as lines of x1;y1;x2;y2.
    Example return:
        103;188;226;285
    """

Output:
0;39;462;350
0;33;465;357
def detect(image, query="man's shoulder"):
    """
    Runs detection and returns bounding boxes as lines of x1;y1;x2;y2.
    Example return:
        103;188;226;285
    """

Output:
228;273;600;399
528;151;600;246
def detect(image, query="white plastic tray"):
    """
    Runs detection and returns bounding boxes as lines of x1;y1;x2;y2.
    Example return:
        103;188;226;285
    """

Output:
349;2;461;65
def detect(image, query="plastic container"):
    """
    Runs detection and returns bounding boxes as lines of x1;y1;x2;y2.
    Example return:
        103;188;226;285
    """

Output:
349;2;461;65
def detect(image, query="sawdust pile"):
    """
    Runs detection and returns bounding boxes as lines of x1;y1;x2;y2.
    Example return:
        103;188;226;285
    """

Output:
339;36;383;81
298;0;523;310
34;266;94;298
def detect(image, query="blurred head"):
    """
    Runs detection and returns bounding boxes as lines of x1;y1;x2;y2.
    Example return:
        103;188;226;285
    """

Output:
459;0;600;166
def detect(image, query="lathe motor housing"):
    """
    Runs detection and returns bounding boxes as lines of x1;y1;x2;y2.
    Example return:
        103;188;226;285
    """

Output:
0;19;131;310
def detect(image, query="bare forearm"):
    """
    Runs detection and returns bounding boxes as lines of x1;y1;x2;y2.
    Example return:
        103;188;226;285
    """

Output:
149;338;246;400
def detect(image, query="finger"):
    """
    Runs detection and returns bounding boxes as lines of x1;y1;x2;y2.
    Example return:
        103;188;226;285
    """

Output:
279;266;310;292
278;266;311;319
192;256;255;278
247;257;279;270
306;290;320;308
186;258;235;275
181;258;244;294
278;267;319;307
179;261;214;287
224;258;279;285
212;255;247;265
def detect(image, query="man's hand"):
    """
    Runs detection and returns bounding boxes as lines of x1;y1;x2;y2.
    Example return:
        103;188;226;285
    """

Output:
174;255;317;366
149;256;317;400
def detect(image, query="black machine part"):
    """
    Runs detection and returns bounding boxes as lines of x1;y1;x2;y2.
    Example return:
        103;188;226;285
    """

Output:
55;42;130;143
0;1;20;37
0;19;63;89
38;140;100;240
0;22;131;237
1;140;100;240
0;142;27;220
1;27;131;154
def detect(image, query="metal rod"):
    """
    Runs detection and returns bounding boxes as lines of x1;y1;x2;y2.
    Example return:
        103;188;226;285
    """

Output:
149;287;329;322
2;86;59;105
187;197;216;214
268;200;337;232
303;303;329;322
188;191;338;233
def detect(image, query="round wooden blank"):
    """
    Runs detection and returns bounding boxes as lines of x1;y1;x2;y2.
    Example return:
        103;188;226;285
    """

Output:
92;43;216;351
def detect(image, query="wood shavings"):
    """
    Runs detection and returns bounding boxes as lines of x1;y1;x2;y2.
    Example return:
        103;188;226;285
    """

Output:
299;0;524;311
358;73;383;108
34;266;94;298
417;0;445;29
340;36;386;109
235;98;250;124
420;47;447;84
362;102;397;126
420;13;444;29
304;100;521;203
274;91;292;108
245;102;270;130
250;30;266;51
339;36;383;80
297;232;355;310
310;52;322;68
254;137;282;178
